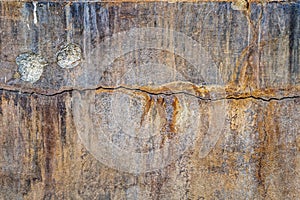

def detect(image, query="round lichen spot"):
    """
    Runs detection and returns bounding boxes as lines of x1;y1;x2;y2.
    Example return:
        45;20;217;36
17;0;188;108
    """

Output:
56;43;82;69
15;52;47;83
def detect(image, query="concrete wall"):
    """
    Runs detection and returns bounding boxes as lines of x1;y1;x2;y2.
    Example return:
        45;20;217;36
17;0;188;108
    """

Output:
0;1;299;199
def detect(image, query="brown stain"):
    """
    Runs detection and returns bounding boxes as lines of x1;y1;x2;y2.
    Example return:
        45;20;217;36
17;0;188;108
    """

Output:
140;94;153;126
192;85;210;99
0;2;23;21
40;97;60;199
139;85;172;94
159;96;181;148
169;96;180;136
254;101;282;198
156;96;166;119
0;92;46;197
157;96;169;148
224;84;300;100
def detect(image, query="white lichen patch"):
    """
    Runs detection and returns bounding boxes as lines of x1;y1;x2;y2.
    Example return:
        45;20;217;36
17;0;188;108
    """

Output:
56;43;82;69
231;0;248;11
15;52;47;83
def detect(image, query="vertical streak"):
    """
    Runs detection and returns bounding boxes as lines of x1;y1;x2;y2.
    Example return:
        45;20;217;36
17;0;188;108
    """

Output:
21;3;30;48
248;20;251;46
65;3;72;43
288;5;297;84
83;3;91;87
168;4;176;81
257;8;262;88
225;5;231;83
90;4;99;40
33;1;38;25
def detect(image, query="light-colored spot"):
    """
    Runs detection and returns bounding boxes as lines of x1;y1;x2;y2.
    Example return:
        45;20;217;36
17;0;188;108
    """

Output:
15;52;47;83
231;0;248;11
56;43;82;69
33;1;38;24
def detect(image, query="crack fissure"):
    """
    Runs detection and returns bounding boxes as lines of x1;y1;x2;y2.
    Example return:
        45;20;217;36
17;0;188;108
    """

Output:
0;85;299;102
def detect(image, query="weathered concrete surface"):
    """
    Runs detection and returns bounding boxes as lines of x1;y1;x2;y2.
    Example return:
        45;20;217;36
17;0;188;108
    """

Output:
0;1;299;199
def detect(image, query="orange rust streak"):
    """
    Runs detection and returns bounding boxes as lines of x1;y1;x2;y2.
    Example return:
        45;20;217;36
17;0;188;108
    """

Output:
156;97;167;122
140;94;153;126
169;96;180;136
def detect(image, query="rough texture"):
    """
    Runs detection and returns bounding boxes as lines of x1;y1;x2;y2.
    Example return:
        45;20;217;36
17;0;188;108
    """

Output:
0;1;299;199
56;43;82;69
16;52;47;83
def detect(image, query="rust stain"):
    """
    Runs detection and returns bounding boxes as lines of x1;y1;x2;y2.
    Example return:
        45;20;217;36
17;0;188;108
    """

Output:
192;85;210;99
0;2;23;21
139;85;172;94
41;98;59;198
156;96;167;125
159;96;181;148
140;94;153;126
169;96;180;136
225;84;300;100
254;101;281;197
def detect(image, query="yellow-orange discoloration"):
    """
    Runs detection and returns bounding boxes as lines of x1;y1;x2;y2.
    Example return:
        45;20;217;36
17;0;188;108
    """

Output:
140;94;154;126
0;2;23;21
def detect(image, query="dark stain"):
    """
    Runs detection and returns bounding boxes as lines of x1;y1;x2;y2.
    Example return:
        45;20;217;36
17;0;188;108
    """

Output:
41;98;58;198
3;91;11;103
108;6;117;34
13;92;19;106
255;102;280;198
288;4;299;83
0;90;2;115
71;3;85;38
23;178;31;195
32;139;42;183
57;95;67;145
96;192;111;200
20;94;32;117
160;96;180;148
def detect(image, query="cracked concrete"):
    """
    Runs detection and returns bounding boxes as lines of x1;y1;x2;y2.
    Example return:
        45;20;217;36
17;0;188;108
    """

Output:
0;84;300;102
0;1;299;199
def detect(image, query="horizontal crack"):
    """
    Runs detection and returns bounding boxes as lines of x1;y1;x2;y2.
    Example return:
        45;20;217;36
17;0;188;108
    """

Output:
0;85;299;102
226;94;300;102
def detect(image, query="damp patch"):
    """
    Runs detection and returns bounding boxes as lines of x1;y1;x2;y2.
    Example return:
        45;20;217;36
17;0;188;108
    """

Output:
15;52;47;83
56;43;82;69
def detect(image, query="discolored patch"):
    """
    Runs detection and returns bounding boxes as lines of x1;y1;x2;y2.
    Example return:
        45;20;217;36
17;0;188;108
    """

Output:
56;43;82;69
72;28;227;174
15;52;47;83
231;0;248;11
